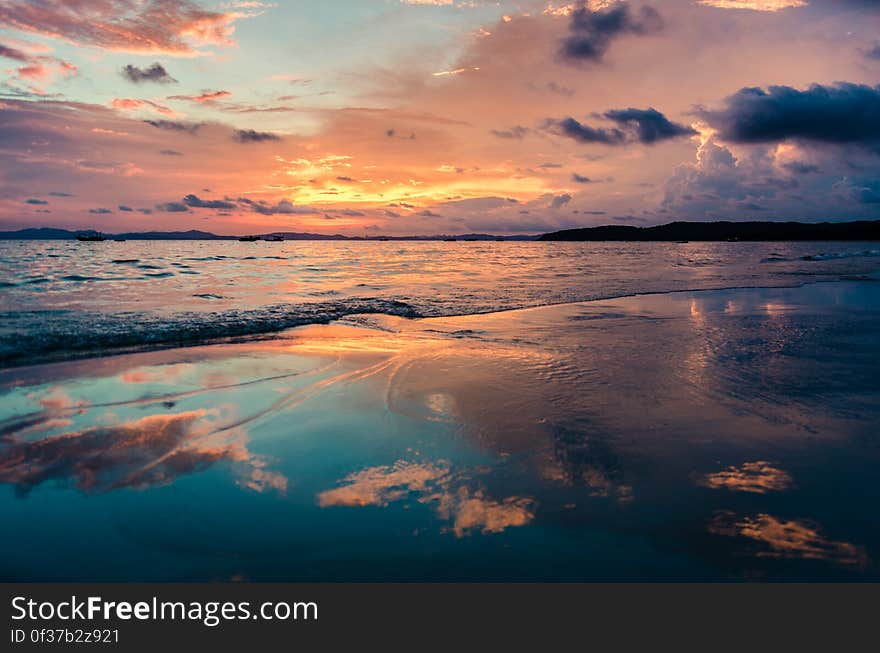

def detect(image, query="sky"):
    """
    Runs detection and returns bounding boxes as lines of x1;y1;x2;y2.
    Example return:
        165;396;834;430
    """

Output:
1;0;880;235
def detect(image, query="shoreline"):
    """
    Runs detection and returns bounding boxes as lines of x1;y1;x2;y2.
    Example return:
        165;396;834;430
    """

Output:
3;271;878;372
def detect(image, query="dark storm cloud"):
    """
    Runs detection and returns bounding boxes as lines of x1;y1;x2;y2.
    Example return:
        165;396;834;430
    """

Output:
603;108;697;143
543;117;626;145
233;129;281;143
121;62;177;84
699;83;880;145
183;194;236;209
25;198;47;204
490;125;530;139
144;119;201;134
545;108;694;146
560;2;663;64
156;202;189;212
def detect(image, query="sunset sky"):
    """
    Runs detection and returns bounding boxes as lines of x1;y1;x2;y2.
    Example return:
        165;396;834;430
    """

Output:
2;0;880;235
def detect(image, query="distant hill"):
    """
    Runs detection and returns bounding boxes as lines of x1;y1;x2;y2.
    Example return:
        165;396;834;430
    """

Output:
0;228;538;241
540;220;880;242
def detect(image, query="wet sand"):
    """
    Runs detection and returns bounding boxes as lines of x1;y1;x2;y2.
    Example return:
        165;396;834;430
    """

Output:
1;280;878;580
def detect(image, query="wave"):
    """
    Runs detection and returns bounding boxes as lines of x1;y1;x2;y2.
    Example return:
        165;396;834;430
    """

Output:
763;249;880;263
0;298;421;367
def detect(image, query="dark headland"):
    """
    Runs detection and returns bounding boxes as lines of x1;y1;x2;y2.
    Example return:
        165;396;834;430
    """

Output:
540;220;880;241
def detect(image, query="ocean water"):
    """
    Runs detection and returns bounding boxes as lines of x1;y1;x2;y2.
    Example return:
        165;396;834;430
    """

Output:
0;280;878;581
1;239;879;366
1;240;879;581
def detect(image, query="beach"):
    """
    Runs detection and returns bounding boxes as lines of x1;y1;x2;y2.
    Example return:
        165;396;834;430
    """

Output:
1;275;878;581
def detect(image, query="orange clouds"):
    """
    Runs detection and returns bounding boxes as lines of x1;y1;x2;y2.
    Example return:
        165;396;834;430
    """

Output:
318;460;536;538
0;0;251;56
110;97;174;115
699;461;793;493
711;512;868;567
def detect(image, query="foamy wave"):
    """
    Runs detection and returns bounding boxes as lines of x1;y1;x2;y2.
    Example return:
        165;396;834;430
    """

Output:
0;298;420;367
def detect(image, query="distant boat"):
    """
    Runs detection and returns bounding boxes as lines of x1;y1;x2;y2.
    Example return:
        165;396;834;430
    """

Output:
76;233;105;242
378;236;390;241
239;235;259;242
263;234;284;242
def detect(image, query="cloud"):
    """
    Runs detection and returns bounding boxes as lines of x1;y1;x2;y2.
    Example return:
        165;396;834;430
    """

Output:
544;116;626;144
159;149;183;155
121;62;177;83
0;43;29;61
571;173;592;183
144;119;201;133
111;97;174;115
550;193;572;208
183;193;236;209
48;191;74;197
237;197;316;215
545;107;694;146
233;128;281;143
699;83;880;145
25;198;48;204
88;207;113;214
490;125;529;139
168;89;231;103
156;201;189;212
697;0;807;9
0;0;251;56
604;107;697;143
560;1;663;63
118;204;133;211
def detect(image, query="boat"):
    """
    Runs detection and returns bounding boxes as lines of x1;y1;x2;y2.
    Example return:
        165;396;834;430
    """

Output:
675;240;689;244
239;235;259;242
75;233;105;242
263;234;284;242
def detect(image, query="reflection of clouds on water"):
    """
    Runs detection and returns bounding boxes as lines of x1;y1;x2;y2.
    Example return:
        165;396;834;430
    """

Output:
0;409;286;496
121;364;193;384
433;488;535;537
317;460;450;507
710;512;867;567
544;424;633;502
318;460;535;537
699;461;792;494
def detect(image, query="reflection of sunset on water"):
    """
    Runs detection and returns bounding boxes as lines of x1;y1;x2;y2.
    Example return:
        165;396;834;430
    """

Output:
0;280;877;580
